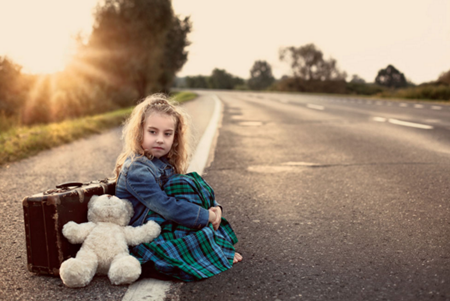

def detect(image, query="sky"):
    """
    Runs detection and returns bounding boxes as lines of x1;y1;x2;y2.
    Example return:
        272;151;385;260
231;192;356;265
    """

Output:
0;0;95;74
0;0;448;84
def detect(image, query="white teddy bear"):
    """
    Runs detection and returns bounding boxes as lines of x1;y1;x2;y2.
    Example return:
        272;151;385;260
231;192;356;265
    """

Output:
59;194;161;288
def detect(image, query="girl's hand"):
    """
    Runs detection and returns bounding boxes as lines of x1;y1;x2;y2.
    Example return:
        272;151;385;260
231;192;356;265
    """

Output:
208;207;222;231
208;209;216;225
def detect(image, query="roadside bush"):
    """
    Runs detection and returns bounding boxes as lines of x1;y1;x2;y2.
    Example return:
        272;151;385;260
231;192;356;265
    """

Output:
377;83;450;101
273;77;347;94
346;82;385;95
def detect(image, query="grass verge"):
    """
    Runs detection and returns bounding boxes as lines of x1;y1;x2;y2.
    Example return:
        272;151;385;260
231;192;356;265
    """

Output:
0;92;197;167
170;91;197;103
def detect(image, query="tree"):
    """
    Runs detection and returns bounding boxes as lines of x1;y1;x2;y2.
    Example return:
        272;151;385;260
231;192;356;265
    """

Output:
208;68;244;90
156;16;192;92
247;60;275;90
78;0;189;100
375;65;407;88
0;56;26;116
185;75;209;88
279;43;346;81
438;69;450;85
350;74;366;84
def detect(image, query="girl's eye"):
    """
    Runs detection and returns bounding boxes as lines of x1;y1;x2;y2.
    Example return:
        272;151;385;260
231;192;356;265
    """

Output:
149;130;156;134
165;132;173;137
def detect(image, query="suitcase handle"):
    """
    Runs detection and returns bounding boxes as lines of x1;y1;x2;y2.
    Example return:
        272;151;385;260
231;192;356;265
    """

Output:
56;181;84;189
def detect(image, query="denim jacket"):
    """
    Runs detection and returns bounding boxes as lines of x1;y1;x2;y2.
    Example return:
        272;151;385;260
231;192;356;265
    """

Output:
115;155;210;229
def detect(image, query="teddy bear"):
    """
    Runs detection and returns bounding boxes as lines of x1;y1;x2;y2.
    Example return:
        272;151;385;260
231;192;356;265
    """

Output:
59;194;161;288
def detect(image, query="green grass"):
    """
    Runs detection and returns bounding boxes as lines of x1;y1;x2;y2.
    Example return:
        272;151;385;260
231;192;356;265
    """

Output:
170;91;197;103
0;92;197;167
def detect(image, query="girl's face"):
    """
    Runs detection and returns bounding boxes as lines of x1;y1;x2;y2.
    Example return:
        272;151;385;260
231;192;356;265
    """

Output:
142;112;176;158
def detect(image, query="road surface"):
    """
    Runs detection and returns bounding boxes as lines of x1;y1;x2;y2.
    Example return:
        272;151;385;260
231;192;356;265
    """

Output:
1;90;449;300
177;91;450;300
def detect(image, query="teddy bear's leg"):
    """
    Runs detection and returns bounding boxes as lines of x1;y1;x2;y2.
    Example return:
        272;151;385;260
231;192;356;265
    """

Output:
108;253;142;285
60;248;98;288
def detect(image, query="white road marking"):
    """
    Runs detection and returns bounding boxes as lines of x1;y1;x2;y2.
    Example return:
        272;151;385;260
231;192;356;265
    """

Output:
307;104;324;110
424;119;441;123
282;162;320;166
239;121;263;126
388;119;433;129
414;104;424;108
187;95;222;175
373;117;387;122
399;103;408;107
431;106;442;110
122;279;171;301
123;95;223;301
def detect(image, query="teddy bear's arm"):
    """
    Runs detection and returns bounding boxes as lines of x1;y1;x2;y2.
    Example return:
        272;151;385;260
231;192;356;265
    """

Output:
123;221;161;246
62;221;96;244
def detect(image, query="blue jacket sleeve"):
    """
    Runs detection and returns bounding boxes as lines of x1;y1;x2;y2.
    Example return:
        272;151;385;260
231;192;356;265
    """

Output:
126;162;209;229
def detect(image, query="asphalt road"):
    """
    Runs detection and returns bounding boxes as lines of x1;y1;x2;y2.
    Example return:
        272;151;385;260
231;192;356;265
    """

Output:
177;91;450;300
1;91;449;301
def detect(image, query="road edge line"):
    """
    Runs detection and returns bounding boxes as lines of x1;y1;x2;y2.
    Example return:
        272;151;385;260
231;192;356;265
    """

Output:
187;95;222;174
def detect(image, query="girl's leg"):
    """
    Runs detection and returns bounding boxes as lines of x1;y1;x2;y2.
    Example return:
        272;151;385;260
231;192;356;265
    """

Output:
164;173;214;209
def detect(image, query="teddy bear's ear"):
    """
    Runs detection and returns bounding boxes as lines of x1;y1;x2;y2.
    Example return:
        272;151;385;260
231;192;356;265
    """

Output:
123;199;134;217
88;195;99;209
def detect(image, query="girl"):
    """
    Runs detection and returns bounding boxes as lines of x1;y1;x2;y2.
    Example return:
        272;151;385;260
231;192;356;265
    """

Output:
114;94;242;281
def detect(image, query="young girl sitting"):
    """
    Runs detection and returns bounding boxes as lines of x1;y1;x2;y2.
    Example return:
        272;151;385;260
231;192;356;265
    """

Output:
114;94;242;281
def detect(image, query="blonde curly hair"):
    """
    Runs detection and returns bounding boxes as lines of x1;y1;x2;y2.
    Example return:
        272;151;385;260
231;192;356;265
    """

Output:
114;94;191;178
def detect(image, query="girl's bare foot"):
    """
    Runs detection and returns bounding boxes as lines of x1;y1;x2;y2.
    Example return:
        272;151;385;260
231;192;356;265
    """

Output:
233;252;243;264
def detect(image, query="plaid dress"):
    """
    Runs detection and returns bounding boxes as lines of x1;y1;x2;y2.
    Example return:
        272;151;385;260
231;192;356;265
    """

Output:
130;172;238;281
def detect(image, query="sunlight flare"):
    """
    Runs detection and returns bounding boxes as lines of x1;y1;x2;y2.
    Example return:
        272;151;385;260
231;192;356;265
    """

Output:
0;0;98;74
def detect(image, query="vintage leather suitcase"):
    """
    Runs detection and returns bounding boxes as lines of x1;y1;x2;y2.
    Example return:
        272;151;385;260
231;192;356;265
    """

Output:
22;179;116;276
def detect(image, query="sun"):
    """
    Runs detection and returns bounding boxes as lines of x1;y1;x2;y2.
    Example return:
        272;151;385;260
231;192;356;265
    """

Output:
0;0;98;74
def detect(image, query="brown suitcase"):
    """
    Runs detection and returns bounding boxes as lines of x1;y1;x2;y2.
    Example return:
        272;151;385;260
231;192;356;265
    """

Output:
22;179;116;276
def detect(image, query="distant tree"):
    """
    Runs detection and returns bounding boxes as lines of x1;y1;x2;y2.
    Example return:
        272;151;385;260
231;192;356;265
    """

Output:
0;56;25;116
208;68;244;90
438;69;450;85
350;74;366;84
279;43;346;81
375;65;407;88
248;60;275;90
185;75;210;89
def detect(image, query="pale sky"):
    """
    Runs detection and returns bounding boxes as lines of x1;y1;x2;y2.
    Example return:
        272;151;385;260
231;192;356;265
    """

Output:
0;0;95;74
172;0;450;84
0;0;448;84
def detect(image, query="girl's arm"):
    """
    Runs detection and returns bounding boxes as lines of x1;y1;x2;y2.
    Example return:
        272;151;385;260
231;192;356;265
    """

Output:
126;162;210;229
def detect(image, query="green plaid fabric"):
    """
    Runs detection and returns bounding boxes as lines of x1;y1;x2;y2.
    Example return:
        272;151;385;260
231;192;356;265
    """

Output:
130;172;238;281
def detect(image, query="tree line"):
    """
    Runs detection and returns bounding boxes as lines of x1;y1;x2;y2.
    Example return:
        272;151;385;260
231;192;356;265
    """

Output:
179;43;450;101
0;0;190;130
